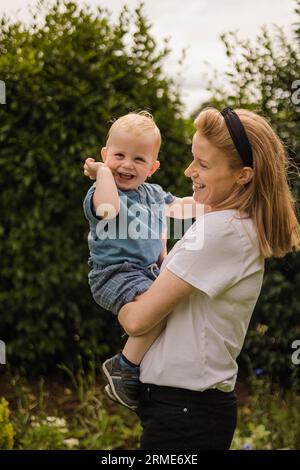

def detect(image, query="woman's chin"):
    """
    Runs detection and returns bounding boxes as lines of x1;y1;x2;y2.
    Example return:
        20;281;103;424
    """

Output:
193;191;206;204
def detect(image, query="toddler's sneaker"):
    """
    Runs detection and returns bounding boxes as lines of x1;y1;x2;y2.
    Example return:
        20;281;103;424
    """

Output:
104;384;123;406
102;353;140;410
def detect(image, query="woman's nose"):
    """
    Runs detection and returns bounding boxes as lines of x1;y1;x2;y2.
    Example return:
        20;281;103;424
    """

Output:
184;162;197;178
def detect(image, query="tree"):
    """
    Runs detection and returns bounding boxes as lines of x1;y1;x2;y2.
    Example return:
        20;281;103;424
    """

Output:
0;0;190;373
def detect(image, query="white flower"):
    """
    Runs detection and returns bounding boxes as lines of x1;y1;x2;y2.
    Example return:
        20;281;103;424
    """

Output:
31;421;41;428
46;416;67;428
46;416;56;423
64;438;79;449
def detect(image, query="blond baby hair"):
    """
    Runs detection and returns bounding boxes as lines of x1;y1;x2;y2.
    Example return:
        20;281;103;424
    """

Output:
107;111;161;153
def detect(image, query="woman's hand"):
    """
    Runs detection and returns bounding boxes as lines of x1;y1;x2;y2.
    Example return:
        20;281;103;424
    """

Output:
118;268;195;336
83;158;108;180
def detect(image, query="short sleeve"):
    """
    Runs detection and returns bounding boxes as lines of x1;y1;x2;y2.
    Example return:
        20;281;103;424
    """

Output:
163;191;176;205
83;183;101;222
146;183;176;205
165;213;245;298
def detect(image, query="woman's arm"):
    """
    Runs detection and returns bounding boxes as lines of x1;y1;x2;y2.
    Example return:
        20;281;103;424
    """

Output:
118;268;195;337
157;231;168;267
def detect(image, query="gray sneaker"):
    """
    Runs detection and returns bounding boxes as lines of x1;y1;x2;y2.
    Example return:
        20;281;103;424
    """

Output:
104;384;124;407
102;353;140;410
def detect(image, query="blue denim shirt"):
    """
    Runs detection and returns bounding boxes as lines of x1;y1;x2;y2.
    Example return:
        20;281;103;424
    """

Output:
83;183;175;267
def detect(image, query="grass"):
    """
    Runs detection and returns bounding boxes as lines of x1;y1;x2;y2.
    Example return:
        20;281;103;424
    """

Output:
0;364;299;450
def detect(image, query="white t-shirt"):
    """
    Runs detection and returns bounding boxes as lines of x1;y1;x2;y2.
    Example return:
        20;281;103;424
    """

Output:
140;210;265;392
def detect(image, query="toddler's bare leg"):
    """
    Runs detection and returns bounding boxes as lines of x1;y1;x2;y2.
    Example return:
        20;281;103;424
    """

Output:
122;318;167;365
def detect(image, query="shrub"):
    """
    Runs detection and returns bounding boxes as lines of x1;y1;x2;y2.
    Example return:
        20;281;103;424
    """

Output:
0;397;15;449
231;375;300;449
0;0;190;374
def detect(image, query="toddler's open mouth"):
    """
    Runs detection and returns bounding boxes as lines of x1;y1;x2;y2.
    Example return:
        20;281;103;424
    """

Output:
117;172;135;181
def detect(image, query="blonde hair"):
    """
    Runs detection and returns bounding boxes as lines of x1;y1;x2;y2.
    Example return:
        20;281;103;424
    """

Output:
194;107;300;258
107;111;161;153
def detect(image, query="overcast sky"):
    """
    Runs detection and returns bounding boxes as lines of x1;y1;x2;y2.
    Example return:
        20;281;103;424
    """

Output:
0;0;297;114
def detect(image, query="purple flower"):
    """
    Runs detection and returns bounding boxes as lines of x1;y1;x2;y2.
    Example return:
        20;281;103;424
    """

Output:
255;368;264;377
243;443;253;450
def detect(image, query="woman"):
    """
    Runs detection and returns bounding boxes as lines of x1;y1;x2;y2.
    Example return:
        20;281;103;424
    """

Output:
118;107;300;450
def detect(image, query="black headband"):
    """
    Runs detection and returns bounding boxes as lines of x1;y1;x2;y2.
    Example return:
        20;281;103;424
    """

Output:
221;107;253;168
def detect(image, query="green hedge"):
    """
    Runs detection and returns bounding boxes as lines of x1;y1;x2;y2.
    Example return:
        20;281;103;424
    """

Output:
0;1;190;374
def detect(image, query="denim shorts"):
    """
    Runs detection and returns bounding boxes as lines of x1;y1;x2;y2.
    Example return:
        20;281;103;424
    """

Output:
88;261;160;315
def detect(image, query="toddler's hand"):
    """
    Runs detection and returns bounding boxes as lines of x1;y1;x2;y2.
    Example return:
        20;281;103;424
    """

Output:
83;158;107;180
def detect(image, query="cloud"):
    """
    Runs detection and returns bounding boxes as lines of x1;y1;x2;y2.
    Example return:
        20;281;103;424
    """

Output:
0;0;296;113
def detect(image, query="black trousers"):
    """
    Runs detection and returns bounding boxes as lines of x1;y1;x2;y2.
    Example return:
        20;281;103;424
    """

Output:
136;383;237;450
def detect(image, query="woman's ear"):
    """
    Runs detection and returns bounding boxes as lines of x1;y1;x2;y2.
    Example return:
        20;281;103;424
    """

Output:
237;167;253;186
101;147;107;162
